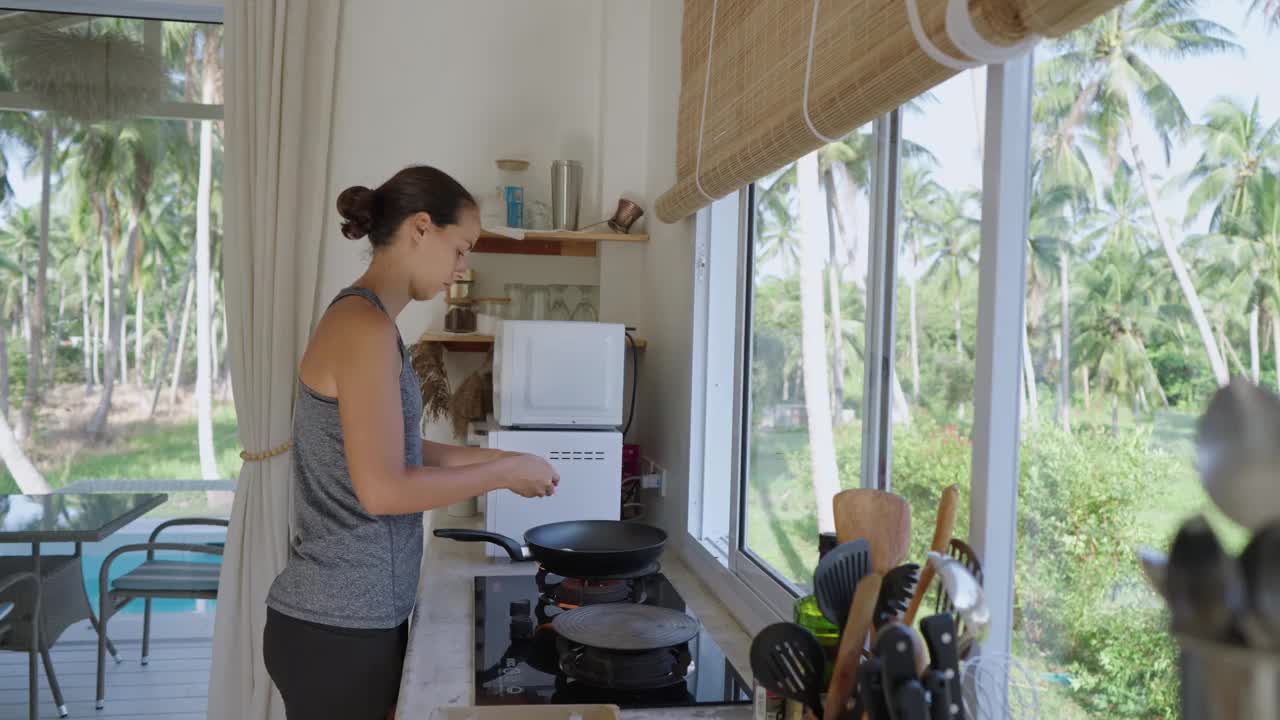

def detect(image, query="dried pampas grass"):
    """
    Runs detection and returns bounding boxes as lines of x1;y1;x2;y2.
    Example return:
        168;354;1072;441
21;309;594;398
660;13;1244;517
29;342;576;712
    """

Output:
408;338;451;422
449;352;494;441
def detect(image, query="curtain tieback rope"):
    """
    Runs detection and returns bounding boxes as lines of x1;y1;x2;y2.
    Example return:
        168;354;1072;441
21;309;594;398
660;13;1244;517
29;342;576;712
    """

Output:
240;439;292;462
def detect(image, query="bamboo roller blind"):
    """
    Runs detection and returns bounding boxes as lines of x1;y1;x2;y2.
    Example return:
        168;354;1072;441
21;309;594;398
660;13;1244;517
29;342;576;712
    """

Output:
655;0;1126;223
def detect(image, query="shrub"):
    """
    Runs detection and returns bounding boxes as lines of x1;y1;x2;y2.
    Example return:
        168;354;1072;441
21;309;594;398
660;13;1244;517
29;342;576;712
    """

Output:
780;419;1183;718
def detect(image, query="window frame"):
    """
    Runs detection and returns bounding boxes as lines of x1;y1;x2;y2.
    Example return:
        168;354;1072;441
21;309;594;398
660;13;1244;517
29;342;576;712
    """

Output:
685;58;1034;667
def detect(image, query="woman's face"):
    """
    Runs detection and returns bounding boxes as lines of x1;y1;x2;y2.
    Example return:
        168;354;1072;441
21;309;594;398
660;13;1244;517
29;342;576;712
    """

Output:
406;205;480;301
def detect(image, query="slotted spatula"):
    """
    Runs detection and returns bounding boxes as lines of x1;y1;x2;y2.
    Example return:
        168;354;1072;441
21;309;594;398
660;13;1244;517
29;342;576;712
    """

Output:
874;563;920;631
750;622;825;719
814;538;871;628
933;538;983;659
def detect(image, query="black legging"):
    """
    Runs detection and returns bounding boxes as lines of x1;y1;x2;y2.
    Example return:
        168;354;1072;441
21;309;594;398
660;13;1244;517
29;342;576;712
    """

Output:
263;607;408;720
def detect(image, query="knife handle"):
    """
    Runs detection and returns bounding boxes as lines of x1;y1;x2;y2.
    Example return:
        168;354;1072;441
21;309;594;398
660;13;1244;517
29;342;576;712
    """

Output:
922;671;951;720
857;658;890;720
919;614;963;719
892;680;929;720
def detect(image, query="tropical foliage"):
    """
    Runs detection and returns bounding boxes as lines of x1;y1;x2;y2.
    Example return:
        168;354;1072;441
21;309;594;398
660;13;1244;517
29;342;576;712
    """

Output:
0;18;227;490
747;1;1274;715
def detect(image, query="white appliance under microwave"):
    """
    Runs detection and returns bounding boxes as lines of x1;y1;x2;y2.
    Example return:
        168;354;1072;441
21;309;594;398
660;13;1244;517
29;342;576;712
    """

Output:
493;320;626;428
483;429;622;558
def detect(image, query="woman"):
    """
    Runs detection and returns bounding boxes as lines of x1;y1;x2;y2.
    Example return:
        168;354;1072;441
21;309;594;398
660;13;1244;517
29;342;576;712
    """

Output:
263;165;559;719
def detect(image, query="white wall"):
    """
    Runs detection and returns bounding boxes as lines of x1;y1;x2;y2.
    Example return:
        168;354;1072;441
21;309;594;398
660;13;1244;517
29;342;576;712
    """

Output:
320;0;699;531
623;0;695;536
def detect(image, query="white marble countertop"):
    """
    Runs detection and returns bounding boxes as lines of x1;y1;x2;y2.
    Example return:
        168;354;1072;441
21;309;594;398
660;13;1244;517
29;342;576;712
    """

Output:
395;509;756;720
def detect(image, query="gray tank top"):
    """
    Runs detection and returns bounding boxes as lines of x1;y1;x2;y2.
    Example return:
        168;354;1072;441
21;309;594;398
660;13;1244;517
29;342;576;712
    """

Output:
266;286;425;629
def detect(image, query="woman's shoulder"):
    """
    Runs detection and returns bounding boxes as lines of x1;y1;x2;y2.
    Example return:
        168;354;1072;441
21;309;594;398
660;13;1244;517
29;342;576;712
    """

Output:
318;295;398;345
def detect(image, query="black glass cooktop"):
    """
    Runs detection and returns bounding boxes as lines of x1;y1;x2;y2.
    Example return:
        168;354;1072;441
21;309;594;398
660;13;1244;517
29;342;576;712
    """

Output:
473;572;752;709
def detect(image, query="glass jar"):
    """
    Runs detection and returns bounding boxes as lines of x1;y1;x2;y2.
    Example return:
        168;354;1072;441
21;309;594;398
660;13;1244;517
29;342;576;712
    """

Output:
475;297;510;320
549;284;572;322
571;285;599;321
496;159;529;228
526;285;550;321
444;301;477;333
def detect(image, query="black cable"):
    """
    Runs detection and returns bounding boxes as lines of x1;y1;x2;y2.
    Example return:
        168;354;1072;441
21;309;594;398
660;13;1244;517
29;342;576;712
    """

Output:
623;331;639;437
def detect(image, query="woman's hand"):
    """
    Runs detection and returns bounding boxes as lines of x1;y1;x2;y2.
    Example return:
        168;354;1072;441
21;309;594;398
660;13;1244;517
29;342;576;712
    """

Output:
500;453;560;498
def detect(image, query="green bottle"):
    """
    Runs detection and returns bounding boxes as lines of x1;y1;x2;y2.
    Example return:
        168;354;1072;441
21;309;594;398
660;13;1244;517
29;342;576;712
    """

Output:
792;594;838;684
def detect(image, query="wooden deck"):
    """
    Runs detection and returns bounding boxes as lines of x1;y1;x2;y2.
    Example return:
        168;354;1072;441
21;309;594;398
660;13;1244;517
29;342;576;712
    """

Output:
0;614;214;720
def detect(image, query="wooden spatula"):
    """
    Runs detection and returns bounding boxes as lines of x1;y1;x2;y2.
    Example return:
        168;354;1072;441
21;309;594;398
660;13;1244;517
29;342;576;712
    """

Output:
832;489;911;574
823;572;882;720
903;484;960;626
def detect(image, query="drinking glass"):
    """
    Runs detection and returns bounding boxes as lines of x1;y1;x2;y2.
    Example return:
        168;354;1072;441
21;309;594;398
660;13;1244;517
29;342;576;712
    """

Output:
549;284;572;322
526;285;551;320
504;283;527;320
571;285;599;322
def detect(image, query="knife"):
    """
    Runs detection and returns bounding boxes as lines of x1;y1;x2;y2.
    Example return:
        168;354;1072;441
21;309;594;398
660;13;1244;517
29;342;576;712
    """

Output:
874;624;920;718
892;680;930;720
919;614;963;720
921;671;951;720
856;657;891;720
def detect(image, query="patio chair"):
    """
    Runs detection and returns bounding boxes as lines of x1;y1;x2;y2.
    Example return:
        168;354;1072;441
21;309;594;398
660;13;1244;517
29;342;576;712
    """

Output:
96;518;227;709
0;570;41;720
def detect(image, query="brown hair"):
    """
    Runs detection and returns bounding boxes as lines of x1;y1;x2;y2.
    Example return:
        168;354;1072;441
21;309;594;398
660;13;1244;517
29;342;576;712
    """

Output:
336;165;476;248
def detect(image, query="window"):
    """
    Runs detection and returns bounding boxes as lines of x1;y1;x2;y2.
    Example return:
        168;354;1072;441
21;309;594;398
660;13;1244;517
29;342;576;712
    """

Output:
0;13;235;521
1013;4;1278;718
888;70;985;562
737;126;876;589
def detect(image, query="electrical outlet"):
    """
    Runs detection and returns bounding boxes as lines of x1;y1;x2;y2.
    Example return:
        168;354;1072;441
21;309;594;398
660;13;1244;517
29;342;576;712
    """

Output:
640;457;667;496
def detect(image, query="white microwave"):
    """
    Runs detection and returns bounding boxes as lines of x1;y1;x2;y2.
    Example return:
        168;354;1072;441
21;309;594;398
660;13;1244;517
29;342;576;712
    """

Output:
493;320;626;428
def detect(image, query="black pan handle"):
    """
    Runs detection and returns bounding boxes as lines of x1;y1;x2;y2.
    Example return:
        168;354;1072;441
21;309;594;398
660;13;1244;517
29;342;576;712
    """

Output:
433;529;530;561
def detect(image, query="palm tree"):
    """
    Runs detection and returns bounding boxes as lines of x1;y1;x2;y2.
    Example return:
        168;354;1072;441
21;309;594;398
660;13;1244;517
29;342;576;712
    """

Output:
757;168;801;274
1224;170;1280;388
923;189;980;360
1022;183;1075;427
796;151;839;534
1247;0;1280;30
898;161;943;402
1074;241;1165;435
1034;58;1098;432
1184;96;1280;230
1041;0;1238;387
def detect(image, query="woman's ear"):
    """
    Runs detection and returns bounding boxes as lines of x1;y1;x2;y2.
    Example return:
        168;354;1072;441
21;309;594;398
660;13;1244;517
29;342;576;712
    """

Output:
415;211;437;235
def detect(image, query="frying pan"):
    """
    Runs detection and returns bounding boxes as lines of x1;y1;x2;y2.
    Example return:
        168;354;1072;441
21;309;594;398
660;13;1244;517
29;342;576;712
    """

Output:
433;520;666;578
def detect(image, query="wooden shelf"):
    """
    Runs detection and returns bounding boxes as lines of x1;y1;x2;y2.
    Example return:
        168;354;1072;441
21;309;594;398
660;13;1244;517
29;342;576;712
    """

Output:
474;230;648;257
419;331;647;353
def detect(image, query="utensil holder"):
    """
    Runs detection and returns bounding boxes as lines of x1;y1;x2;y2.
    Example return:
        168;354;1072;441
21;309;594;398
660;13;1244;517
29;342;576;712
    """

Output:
1178;635;1280;719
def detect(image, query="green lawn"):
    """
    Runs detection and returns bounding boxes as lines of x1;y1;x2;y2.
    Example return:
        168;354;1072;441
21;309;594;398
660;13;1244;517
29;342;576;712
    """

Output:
1;405;242;517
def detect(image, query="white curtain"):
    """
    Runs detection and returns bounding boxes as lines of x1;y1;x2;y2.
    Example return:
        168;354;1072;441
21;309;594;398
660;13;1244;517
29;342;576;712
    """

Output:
209;2;343;719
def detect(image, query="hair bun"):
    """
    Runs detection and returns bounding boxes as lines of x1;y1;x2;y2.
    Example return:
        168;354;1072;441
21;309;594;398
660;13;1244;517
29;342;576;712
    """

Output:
337;185;377;240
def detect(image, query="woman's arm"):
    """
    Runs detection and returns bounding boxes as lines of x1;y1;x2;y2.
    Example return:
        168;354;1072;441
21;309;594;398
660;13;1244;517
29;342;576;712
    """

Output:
421;440;515;468
335;311;556;515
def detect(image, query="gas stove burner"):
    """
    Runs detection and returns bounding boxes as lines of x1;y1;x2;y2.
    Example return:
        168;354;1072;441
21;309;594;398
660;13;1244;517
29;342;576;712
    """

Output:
473;573;752;709
550;577;635;606
536;561;661;584
558;639;693;690
535;562;661;608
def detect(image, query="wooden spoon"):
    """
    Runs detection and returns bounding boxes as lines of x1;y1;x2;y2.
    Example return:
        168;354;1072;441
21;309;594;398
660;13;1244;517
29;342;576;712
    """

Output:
903;485;960;626
823;572;882;720
832;489;911;574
